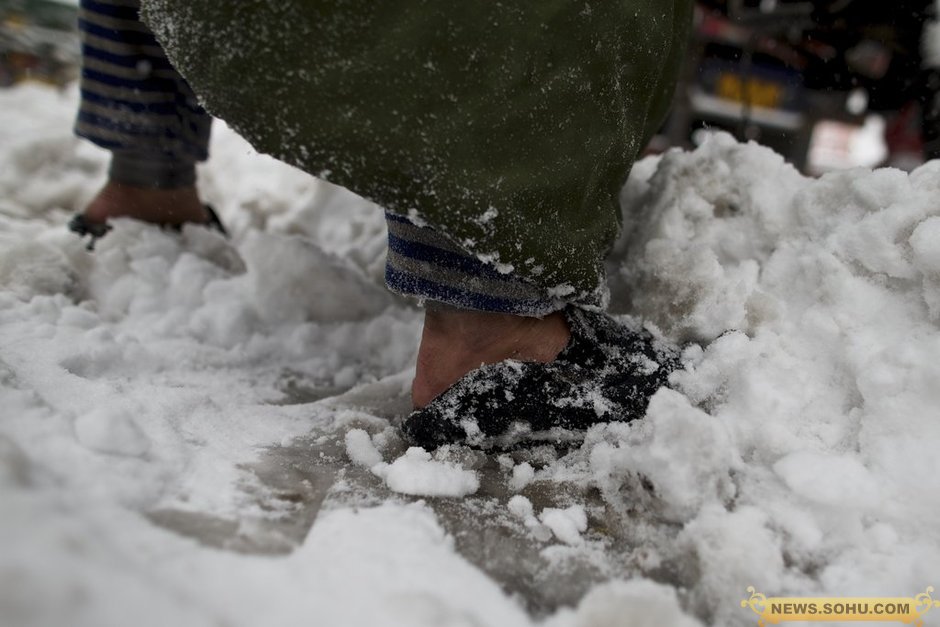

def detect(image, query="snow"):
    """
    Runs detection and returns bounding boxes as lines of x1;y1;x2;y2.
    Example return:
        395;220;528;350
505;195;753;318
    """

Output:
588;388;737;523
539;506;588;546
74;404;151;457
373;447;480;498
545;579;702;627
508;494;535;519
345;427;383;468
507;495;554;543
3;83;940;627
509;461;535;491
911;216;940;274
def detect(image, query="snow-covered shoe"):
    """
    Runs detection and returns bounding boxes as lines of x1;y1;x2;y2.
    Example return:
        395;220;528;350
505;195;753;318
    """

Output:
68;204;228;251
401;308;682;449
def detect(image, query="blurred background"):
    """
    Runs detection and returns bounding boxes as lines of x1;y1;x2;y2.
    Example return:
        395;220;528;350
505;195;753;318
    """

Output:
1;0;78;87
2;0;938;175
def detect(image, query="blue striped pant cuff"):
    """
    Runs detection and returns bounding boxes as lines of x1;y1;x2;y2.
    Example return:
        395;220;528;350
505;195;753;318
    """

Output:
75;0;211;164
384;212;562;316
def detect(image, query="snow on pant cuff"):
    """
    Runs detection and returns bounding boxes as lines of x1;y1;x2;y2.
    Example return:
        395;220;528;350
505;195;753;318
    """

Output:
384;212;563;316
109;152;197;188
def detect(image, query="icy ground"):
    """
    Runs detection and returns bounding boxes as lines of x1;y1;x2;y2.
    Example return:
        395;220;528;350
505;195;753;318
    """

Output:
2;83;939;627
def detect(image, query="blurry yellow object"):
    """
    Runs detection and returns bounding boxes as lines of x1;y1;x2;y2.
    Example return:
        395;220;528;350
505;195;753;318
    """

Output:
716;73;785;109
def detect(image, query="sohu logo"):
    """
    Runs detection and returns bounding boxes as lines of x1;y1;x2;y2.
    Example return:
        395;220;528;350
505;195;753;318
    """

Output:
741;586;940;626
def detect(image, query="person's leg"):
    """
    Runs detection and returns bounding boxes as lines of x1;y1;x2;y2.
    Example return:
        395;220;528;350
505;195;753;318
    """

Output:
136;0;691;445
74;0;212;228
386;210;681;448
384;212;571;406
413;307;569;408
81;183;206;226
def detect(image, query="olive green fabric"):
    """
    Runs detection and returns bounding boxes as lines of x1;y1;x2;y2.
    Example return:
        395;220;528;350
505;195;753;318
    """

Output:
141;0;692;306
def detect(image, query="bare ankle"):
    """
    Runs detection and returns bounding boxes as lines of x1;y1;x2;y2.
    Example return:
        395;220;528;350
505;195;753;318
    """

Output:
83;182;208;226
412;308;570;408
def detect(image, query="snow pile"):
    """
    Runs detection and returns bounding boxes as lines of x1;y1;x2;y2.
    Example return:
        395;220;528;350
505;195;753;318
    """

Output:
2;83;940;627
598;133;940;623
242;231;390;325
546;579;702;627
588;388;737;523
610;134;805;340
74;404;151;457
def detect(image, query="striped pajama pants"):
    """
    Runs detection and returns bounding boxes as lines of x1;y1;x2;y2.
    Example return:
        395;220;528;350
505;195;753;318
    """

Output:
76;0;561;316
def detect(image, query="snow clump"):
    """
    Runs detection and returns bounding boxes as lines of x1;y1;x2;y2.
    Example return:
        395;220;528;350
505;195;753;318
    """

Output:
373;447;480;498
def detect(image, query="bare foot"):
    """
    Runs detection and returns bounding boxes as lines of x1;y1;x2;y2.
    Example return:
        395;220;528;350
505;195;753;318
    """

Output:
82;181;210;227
412;308;571;408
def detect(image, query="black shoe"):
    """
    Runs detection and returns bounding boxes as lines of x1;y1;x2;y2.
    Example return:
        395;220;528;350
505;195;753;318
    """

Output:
68;205;227;251
401;307;682;450
67;214;112;251
202;205;228;237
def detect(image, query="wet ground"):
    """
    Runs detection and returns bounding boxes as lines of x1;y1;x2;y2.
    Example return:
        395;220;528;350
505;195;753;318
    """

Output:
147;373;693;617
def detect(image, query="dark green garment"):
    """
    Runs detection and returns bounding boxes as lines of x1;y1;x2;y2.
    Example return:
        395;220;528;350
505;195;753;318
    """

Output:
141;0;692;306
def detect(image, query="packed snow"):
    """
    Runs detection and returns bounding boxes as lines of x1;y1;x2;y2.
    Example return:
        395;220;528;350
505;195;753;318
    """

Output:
539;506;589;547
372;447;481;498
1;82;939;627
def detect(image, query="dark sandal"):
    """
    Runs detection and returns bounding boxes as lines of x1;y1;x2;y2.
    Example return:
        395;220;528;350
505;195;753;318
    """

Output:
68;204;227;251
401;307;682;450
202;205;228;237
